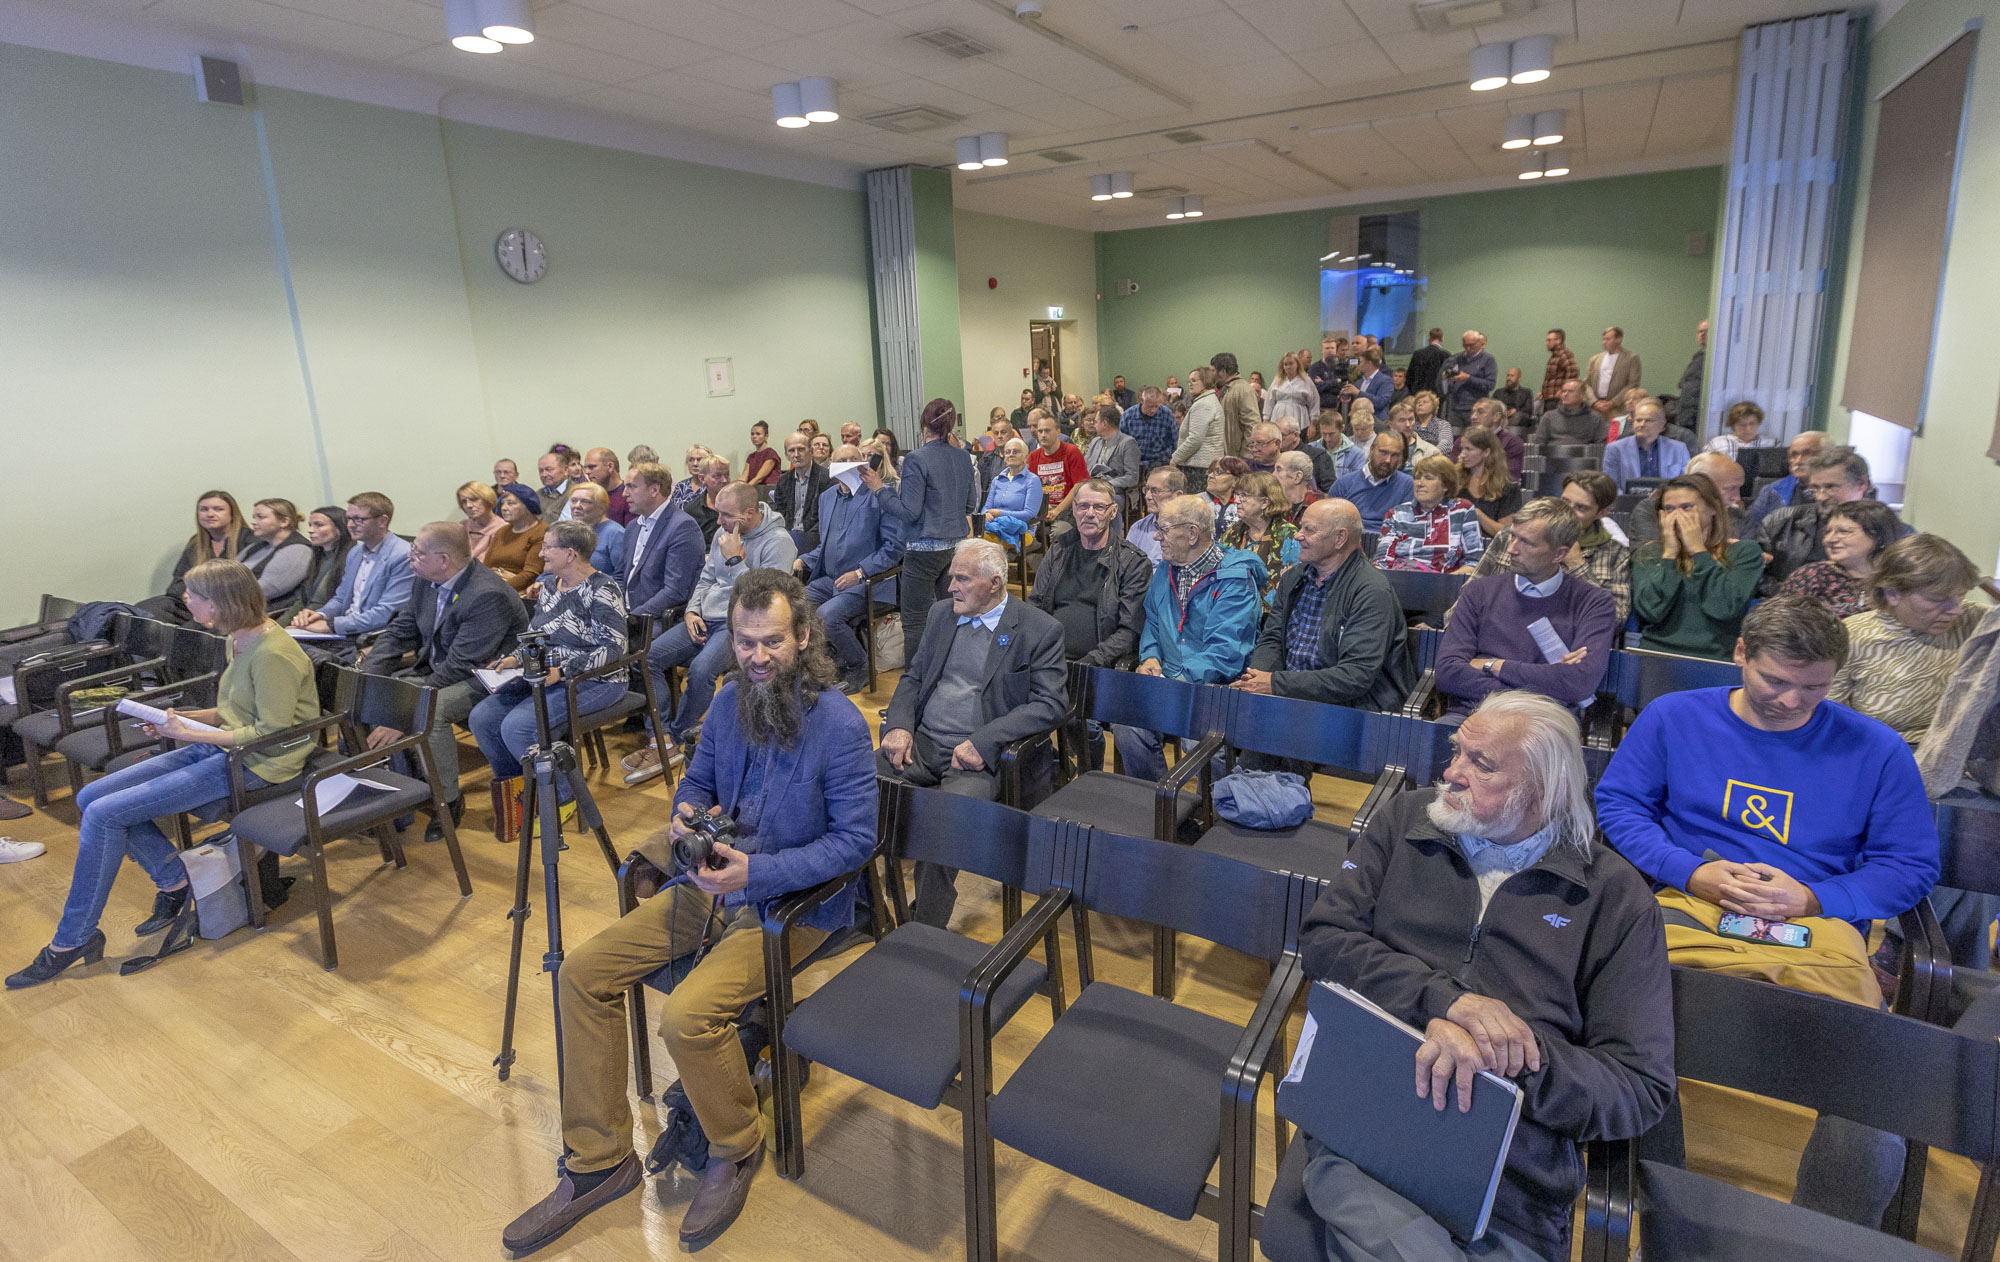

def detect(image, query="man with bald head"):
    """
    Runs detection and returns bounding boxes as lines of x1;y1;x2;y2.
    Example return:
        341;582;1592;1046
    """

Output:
1234;498;1413;714
360;521;530;838
770;430;831;552
1629;450;1747;549
576;447;631;525
1442;329;1497;424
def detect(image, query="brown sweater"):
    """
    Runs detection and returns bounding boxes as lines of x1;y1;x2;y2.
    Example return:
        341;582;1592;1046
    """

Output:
487;521;546;592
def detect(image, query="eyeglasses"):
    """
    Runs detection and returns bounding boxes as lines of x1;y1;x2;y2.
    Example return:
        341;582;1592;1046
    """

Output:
344;514;377;525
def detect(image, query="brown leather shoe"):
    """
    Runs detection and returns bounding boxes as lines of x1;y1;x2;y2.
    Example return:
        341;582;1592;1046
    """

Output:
501;1151;641;1256
678;1144;763;1248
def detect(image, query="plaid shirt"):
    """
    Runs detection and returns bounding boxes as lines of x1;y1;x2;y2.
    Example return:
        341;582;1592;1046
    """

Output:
1283;562;1339;671
1375;498;1486;573
1540;346;1578;400
1120;403;1179;469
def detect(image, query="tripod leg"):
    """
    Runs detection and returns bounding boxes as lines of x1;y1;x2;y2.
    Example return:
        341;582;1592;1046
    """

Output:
532;756;572;1098
494;775;539;1082
560;762;624;878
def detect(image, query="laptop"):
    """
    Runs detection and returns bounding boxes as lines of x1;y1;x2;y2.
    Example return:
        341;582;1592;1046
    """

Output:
1276;981;1524;1244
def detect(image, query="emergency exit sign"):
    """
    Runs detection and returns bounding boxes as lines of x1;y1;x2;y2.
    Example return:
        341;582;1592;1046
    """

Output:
1046;306;1063;319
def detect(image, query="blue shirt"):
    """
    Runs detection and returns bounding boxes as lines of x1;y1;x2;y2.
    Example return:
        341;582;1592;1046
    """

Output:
957;594;1008;632
1120;402;1179;469
1328;467;1415;533
982;468;1043;520
1283;563;1338;672
1594;687;1939;928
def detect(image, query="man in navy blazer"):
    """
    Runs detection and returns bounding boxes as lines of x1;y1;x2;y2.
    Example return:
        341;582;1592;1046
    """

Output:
506;570;875;1256
1600;400;1690;493
619;462;705;689
796;448;905;693
289;491;415;662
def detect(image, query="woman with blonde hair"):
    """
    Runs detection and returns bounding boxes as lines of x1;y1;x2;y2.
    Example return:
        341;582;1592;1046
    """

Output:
1632;474;1764;658
1263;350;1319;429
1221;471;1299;603
7;560;317;987
140;490;254;623
240;497;314;611
458;480;505;562
1829;533;1984;745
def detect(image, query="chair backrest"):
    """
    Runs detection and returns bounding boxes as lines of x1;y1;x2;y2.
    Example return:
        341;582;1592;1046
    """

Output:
1368;713;1456;786
1080;665;1224;740
166;626;226;678
1079;828;1303;965
1607;648;1740;711
1740;446;1791;480
1935;790;2000;896
1408;626;1446;673
1385;570;1468;621
886;780;1057;893
116;614;173;659
1223;690;1371;773
1667;965;2000;1161
1624;476;1667;497
38;595;82;625
333;668;431;739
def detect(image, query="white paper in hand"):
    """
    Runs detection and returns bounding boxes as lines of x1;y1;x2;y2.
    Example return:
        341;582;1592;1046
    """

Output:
830;461;867;493
1525;617;1570;664
115;698;224;735
475;667;524;692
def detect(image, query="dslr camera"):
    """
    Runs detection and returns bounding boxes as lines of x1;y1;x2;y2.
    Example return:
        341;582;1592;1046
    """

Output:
673;811;738;874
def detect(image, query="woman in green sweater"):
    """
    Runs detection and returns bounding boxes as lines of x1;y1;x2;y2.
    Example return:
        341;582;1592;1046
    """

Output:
1632;474;1765;659
7;560;317;988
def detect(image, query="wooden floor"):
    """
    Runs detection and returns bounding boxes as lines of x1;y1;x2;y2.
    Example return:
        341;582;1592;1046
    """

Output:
0;668;1985;1261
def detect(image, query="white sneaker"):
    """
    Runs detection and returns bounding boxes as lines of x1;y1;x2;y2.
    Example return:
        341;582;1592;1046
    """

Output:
0;838;46;864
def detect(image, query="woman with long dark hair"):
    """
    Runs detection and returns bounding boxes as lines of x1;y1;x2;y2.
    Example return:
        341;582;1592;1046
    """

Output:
299;506;354;612
863;400;974;650
1632;474;1764;658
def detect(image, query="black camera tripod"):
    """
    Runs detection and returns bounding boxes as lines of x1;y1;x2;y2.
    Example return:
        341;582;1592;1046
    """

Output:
493;650;627;1090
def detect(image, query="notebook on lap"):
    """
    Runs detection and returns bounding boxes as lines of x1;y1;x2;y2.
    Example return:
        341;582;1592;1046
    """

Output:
1276;981;1524;1244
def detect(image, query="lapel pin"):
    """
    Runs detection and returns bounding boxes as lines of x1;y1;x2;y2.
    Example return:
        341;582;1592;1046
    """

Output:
996;634;1010;647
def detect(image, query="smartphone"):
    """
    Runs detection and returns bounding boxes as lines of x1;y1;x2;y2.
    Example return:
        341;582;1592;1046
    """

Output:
1716;912;1812;949
868;452;883;470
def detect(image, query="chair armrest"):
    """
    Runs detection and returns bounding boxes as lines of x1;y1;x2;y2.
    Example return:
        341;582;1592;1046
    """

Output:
766;861;873;939
1581;1138;1635;1262
961;886;1074;1048
55;655;173;729
1895;900;1948;1023
998;729;1059;807
103;673;222;759
1399;669;1436;719
225;712;348;810
1221;951;1307;1164
1156;730;1224;841
761;846;881;1027
562;647;645;689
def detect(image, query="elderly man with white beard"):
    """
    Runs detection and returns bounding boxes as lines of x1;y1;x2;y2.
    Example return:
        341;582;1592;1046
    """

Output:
1294;691;1676;1262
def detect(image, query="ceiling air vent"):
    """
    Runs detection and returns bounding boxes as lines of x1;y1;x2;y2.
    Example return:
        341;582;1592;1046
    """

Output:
1162;129;1208;145
909;28;995;59
1413;0;1538;34
860;105;965;134
1038;148;1086;164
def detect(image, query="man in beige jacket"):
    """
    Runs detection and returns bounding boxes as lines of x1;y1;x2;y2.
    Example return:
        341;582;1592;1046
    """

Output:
1212;351;1262;457
1583;325;1643;419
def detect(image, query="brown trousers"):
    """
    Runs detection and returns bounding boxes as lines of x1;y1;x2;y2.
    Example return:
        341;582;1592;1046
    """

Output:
557;887;828;1173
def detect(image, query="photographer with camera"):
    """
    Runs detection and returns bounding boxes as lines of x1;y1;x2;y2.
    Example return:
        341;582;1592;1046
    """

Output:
502;570;876;1255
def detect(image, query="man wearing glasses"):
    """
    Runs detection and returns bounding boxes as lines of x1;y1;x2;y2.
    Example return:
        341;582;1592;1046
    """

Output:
289;491;414;662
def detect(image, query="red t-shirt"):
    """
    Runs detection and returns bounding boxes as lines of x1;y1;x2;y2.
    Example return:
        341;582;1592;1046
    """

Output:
1031;441;1089;506
744;446;781;485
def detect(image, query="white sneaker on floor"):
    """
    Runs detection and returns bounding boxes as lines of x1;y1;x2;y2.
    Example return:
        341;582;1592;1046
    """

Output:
0;838;47;864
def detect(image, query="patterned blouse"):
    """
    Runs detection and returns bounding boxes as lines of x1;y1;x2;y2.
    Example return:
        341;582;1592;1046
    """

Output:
1374;498;1486;573
1777;561;1868;619
1222;518;1299;603
530;569;629;679
1828;607;1979;745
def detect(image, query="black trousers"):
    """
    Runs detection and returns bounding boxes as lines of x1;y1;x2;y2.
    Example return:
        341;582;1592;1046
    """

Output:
897;547;955;656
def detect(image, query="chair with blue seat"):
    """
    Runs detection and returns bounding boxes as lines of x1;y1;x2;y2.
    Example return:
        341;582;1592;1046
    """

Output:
770;783;1077;1192
1587;647;1741;747
967;827;1321;1262
1384;569;1469;627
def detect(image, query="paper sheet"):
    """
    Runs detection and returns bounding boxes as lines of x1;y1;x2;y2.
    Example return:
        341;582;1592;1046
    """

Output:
295;772;396;814
286;627;345;641
1525;617;1570;664
115;698;224;735
1282;1012;1319;1086
0;676;13;707
474;667;524;692
830;460;867;493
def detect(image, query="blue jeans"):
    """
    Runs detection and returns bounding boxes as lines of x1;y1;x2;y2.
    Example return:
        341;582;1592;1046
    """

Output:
470;679;625;801
1111;724;1168;782
648;621;735;743
804;576;871;673
58;744;263;950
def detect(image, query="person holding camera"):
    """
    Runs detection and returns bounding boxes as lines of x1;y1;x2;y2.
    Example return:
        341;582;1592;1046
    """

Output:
468;520;628;812
502;570;876;1255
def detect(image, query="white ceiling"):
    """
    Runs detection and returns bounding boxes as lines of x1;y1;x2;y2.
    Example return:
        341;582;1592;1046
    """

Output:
15;0;1852;227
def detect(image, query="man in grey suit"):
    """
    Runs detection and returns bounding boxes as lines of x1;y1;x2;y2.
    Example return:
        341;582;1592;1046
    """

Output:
359;522;528;840
879;538;1068;927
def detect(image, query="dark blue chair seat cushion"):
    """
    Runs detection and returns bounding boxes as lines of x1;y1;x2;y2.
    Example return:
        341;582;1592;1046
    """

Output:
1257;1135;1321;1262
229;769;432;856
987;980;1243;1219
1637;1159;1939;1262
12;709;68;748
54;720;150;770
783;921;1049;1109
1032;770;1198;832
1194;818;1348;880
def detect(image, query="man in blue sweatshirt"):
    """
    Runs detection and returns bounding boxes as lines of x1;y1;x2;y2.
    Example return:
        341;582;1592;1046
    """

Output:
1595;594;1939;1231
1328;431;1414;534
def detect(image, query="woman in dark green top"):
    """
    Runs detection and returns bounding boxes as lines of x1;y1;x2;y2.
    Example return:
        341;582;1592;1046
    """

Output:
8;560;318;988
1632;475;1765;659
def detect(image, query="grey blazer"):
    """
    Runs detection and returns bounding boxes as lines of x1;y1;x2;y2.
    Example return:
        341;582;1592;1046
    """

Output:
882;596;1069;767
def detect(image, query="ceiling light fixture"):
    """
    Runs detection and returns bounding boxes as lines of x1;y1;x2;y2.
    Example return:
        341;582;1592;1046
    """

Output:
1090;173;1114;200
1510;34;1554;84
1518;151;1544;180
476;0;534;45
1182;194;1203;218
978;132;1009;166
1470;42;1511;90
1532;109;1565;146
1166;197;1186;220
774;82;808;128
1541;149;1570;177
799;77;839;123
1110;171;1133;198
445;0;501;53
1501;115;1534;149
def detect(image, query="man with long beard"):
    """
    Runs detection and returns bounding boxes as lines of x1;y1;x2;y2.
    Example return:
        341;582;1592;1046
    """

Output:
1294;691;1674;1262
503;570;875;1255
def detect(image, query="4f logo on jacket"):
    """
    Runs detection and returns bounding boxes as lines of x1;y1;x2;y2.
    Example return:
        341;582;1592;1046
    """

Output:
1543;913;1571;929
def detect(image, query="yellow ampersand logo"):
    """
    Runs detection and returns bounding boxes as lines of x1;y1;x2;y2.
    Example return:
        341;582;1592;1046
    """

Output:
1722;780;1792;845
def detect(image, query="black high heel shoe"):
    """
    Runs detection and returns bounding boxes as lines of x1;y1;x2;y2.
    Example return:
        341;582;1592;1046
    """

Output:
5;930;107;989
120;901;198;976
135;886;192;936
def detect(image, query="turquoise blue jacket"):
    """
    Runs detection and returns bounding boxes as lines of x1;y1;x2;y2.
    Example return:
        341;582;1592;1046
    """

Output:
1136;547;1268;684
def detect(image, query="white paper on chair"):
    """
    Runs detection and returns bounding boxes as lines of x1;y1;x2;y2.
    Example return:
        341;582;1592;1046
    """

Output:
115;698;224;735
1525;617;1570;664
285;627;345;641
0;676;13;706
474;667;524;692
294;773;396;814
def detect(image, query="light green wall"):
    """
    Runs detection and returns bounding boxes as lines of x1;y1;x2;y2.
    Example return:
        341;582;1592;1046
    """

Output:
953;209;1100;424
1094;167;1724;399
0;41;876;625
910;165;965;412
1825;0;2000;570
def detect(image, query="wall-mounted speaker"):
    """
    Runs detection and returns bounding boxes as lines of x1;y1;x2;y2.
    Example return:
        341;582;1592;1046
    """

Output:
195;56;244;106
1115;279;1140;297
1685;230;1710;257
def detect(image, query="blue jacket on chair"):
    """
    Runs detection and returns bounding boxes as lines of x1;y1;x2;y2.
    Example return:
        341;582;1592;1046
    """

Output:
668;681;879;934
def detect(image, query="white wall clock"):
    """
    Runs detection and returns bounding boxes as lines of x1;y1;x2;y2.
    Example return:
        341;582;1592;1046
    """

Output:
495;228;548;284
